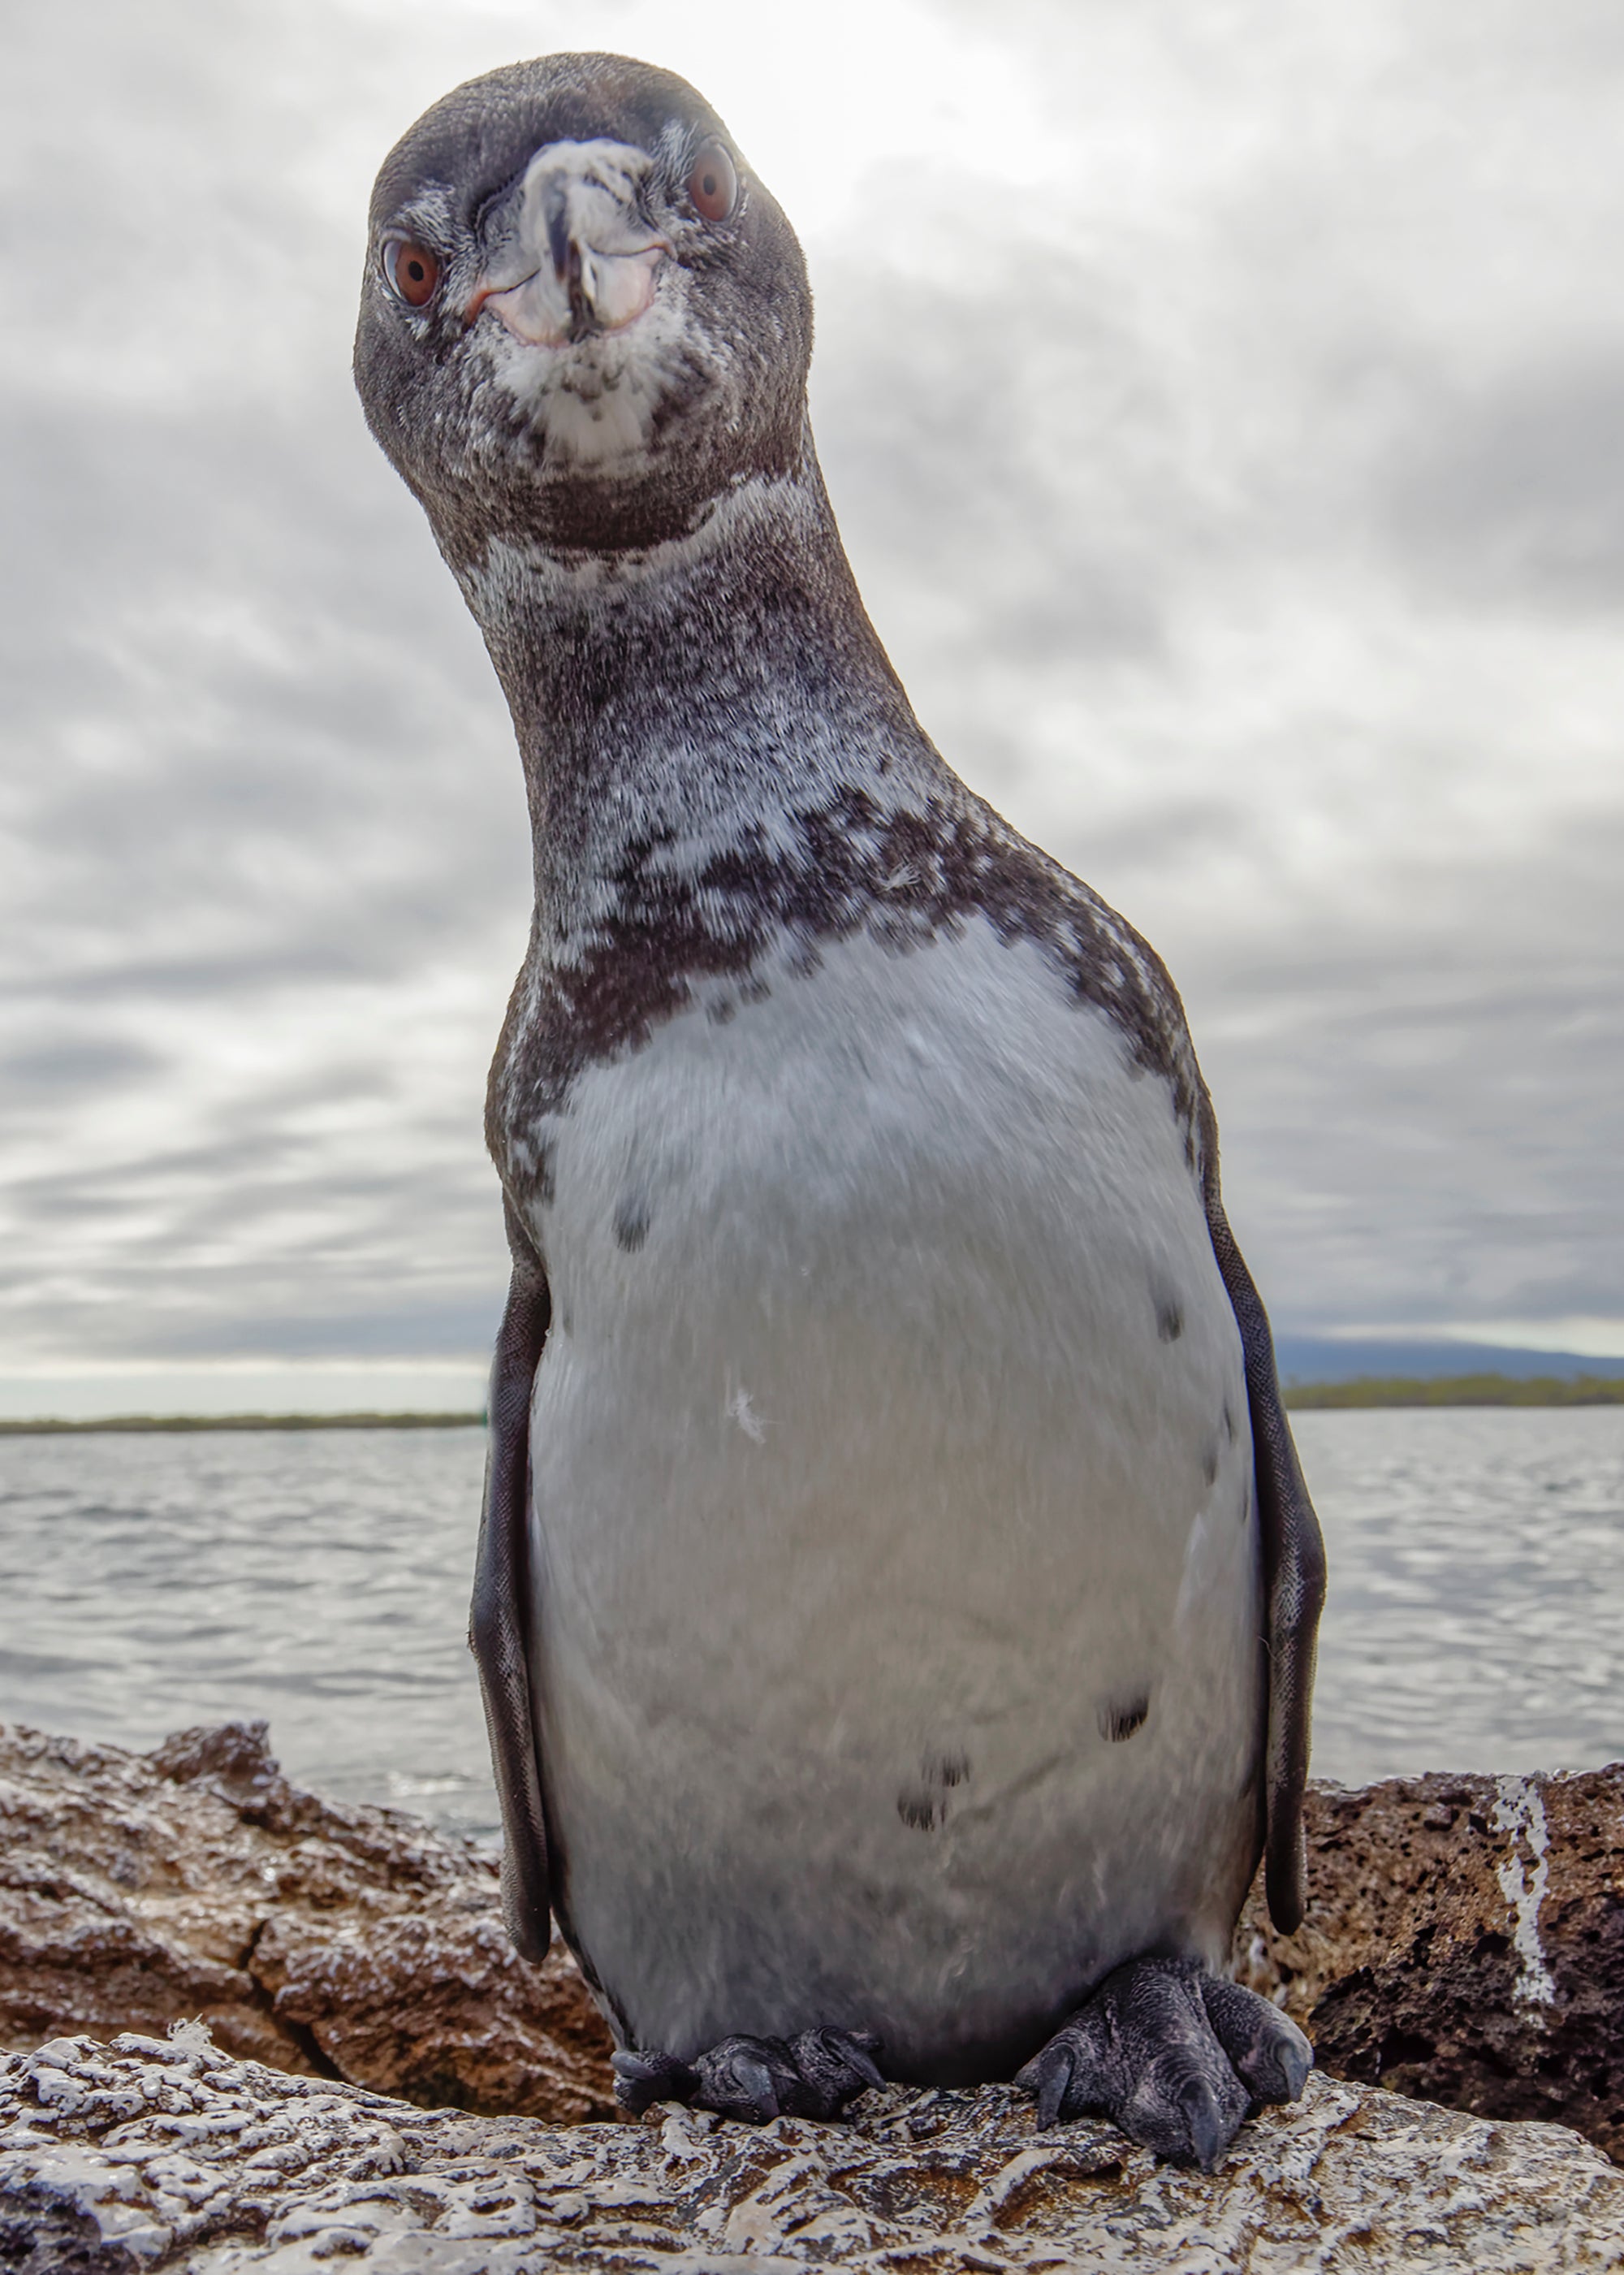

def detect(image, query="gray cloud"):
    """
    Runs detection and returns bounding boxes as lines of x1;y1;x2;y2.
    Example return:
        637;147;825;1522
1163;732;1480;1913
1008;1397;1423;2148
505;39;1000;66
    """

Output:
1380;359;1624;609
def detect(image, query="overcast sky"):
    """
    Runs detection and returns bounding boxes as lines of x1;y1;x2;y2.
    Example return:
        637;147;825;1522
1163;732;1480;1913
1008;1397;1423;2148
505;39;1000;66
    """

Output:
3;0;1623;1412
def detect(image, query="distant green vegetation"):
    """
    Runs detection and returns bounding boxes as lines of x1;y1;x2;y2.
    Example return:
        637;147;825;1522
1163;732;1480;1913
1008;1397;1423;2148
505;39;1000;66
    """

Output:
4;1379;1622;1432
0;1411;486;1436
1285;1374;1624;1409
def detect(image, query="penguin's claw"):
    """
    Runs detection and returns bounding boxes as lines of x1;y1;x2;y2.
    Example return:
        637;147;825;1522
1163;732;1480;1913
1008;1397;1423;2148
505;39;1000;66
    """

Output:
1198;1971;1313;2107
1027;2042;1077;2132
713;2048;780;2124
610;2048;698;2114
1015;1957;1312;2172
614;2026;885;2125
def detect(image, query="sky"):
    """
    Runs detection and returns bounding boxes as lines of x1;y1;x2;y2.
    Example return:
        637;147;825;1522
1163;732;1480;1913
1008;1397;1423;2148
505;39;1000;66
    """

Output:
3;0;1623;1414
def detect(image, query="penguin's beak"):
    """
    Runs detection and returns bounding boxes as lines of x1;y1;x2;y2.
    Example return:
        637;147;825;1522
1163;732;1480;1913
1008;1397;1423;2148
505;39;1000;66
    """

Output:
467;139;670;346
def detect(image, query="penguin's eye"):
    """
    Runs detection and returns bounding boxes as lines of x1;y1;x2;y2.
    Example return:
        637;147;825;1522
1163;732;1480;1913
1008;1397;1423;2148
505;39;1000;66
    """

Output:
382;237;442;308
686;143;737;223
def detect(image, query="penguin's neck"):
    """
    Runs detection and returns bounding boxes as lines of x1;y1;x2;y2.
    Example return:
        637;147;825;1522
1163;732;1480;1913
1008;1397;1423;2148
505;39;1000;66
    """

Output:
450;451;950;945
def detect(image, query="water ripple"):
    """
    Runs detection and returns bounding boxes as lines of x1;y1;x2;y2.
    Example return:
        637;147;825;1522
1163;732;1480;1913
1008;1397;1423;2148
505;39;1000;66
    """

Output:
1295;1407;1624;1784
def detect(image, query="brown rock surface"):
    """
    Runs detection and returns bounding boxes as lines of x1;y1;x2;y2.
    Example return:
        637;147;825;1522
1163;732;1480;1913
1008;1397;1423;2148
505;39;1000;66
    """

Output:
1235;1764;1624;2157
5;2025;1622;2273
0;1721;613;2123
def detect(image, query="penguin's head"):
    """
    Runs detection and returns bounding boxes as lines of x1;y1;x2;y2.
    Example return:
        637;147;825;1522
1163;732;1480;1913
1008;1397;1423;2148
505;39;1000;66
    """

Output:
354;54;812;559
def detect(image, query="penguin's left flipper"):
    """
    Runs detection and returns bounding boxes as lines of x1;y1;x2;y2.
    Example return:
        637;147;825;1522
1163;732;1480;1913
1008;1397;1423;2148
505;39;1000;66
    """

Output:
469;1197;554;1964
1202;1112;1328;1937
612;2027;884;2123
1017;1957;1311;2171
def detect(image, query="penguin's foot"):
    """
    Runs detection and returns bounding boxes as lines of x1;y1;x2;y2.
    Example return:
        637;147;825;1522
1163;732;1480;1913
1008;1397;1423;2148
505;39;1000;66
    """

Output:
612;2026;884;2123
1015;1956;1312;2173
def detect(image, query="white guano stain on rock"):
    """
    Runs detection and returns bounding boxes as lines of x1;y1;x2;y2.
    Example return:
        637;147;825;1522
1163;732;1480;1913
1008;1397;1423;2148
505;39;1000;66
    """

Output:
1491;1774;1557;2010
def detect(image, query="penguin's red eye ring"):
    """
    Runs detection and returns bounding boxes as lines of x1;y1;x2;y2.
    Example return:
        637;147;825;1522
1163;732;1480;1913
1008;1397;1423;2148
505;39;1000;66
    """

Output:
686;142;737;224
382;237;441;308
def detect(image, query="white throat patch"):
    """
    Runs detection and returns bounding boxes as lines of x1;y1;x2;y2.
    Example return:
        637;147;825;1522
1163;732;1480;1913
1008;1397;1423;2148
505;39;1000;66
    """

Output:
484;278;695;474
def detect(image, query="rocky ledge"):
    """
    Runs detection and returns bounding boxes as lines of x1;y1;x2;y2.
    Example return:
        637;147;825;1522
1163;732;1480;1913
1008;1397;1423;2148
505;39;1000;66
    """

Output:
0;1722;612;2124
4;1721;1619;2162
5;2023;1623;2273
3;1723;1623;2268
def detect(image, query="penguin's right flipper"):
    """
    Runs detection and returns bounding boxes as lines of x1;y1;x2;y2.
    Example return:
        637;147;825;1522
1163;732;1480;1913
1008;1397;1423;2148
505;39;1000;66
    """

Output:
612;2028;883;2123
1017;1957;1311;2170
469;1197;553;1962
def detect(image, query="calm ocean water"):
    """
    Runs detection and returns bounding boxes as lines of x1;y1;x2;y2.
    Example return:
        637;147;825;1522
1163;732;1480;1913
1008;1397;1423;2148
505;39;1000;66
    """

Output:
1;1410;1619;1840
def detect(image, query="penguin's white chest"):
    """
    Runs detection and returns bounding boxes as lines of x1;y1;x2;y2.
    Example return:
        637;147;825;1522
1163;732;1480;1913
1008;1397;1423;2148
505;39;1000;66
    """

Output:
517;918;1261;2080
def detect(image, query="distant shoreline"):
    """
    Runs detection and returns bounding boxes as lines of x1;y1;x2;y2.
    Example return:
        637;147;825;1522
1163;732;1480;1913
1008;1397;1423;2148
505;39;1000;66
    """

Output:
1284;1374;1624;1409
3;1374;1624;1434
0;1411;486;1436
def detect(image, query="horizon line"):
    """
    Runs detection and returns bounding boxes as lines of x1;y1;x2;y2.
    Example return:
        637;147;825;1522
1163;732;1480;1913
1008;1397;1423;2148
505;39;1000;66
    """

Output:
7;1371;1624;1433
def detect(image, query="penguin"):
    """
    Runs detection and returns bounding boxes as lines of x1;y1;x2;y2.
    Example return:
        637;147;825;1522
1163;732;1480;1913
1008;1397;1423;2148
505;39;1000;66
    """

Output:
353;53;1326;2170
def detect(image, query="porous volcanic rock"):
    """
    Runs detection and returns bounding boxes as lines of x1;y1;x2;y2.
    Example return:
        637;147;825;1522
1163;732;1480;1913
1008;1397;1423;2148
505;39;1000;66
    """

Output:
4;2025;1622;2273
1234;1763;1624;2158
0;1722;613;2123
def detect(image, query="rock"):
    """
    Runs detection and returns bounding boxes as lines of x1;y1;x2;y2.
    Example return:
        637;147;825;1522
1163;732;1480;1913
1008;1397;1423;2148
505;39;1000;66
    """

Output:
7;1721;1622;2169
3;2026;1622;2273
0;1723;613;2124
1234;1764;1624;2158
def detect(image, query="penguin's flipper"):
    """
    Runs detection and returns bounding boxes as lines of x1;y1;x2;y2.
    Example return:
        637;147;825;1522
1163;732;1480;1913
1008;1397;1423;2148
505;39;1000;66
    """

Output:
612;2028;883;2123
1203;1145;1328;1935
1017;1958;1311;2170
469;1197;554;1962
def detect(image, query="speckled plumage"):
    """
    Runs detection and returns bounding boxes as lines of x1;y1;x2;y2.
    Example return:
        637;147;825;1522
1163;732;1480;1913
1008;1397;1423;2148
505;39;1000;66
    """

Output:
354;52;1325;2160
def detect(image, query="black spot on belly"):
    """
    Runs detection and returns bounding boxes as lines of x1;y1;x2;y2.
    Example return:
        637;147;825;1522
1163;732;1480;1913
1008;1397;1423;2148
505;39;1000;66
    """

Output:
1202;1442;1220;1488
1155;1294;1184;1343
613;1196;650;1252
1098;1693;1151;1743
1222;1399;1237;1443
897;1750;971;1832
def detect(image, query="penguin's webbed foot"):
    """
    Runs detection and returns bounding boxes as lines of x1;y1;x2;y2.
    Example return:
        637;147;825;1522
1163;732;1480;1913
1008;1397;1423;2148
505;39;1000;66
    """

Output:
1015;1956;1311;2173
612;2026;883;2124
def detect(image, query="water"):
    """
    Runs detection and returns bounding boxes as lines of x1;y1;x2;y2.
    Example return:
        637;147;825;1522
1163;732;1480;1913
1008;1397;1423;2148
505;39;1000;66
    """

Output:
1293;1408;1624;1784
0;1428;494;1836
0;1411;1618;1835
